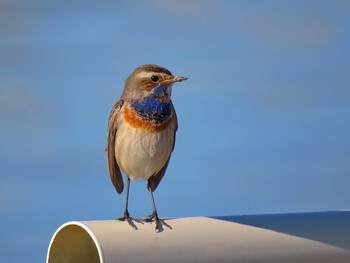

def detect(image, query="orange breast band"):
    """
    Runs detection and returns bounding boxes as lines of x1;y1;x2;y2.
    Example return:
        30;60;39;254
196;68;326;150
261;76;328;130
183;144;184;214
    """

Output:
123;105;173;132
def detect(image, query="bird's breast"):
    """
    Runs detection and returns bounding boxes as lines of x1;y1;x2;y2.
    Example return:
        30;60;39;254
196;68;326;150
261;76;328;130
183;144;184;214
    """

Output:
123;98;174;132
116;109;176;181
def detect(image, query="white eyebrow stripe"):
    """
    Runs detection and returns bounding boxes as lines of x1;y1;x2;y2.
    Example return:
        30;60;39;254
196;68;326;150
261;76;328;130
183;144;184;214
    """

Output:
135;71;154;79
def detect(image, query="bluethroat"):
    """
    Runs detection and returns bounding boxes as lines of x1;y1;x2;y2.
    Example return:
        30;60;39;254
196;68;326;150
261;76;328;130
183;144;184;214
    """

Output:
107;64;187;231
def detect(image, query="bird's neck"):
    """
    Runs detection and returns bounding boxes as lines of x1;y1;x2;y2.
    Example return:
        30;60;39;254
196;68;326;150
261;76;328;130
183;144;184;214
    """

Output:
131;97;172;123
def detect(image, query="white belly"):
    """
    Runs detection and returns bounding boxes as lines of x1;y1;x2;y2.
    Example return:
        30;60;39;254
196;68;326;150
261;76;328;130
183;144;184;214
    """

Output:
115;121;174;181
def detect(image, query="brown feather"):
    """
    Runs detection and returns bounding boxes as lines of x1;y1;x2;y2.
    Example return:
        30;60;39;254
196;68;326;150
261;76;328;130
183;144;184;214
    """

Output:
107;99;124;194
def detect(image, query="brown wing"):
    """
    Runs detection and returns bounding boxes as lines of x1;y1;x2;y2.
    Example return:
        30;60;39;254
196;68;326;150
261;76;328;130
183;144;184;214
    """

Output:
148;106;178;192
107;99;124;194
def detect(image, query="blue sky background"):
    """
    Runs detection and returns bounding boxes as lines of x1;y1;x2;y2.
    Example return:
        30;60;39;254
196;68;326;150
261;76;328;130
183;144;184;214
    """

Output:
1;0;350;262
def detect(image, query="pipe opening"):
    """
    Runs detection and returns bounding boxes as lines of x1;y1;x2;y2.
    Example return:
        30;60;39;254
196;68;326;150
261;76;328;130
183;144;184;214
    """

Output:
47;224;100;263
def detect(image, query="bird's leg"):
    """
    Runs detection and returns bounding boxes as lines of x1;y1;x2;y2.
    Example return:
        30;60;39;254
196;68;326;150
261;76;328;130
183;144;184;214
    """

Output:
117;178;142;229
144;187;172;232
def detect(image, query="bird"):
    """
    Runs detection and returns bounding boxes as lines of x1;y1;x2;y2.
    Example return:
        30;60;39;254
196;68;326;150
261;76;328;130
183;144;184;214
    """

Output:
107;64;187;231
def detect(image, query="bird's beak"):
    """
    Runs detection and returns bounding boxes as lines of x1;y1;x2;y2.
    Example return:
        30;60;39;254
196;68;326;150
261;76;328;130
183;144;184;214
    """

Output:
172;76;188;83
159;76;188;85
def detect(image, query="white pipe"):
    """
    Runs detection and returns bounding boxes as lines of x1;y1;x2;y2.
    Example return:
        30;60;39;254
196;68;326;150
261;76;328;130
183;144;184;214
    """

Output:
46;211;350;263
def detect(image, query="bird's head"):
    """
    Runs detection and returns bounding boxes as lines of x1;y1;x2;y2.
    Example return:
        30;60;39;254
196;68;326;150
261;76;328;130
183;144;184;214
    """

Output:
122;64;188;102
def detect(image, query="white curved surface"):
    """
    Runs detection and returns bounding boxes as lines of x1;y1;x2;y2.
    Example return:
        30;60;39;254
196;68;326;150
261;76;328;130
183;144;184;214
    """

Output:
46;211;350;263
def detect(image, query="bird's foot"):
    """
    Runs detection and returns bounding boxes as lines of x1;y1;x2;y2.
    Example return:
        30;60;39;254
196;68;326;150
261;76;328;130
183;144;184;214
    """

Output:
144;212;172;232
117;211;143;230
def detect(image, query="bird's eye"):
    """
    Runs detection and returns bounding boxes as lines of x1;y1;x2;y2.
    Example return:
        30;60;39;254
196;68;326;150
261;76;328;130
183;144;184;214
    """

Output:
150;75;159;82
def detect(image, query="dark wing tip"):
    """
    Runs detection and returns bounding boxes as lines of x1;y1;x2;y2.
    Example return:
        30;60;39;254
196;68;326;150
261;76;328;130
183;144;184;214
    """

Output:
147;159;170;192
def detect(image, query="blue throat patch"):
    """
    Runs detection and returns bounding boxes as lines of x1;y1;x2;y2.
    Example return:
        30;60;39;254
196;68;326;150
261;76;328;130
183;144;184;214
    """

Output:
131;97;172;123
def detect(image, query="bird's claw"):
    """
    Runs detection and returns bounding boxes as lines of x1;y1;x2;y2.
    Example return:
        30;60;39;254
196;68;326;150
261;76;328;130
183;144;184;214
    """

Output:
144;213;172;232
117;214;143;230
